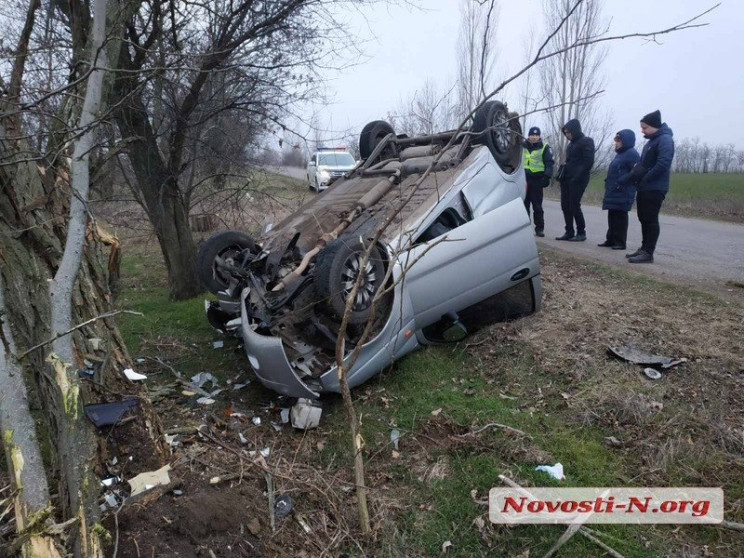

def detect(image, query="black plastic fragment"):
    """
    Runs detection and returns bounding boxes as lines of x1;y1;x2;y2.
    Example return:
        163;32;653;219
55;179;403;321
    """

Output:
84;398;139;427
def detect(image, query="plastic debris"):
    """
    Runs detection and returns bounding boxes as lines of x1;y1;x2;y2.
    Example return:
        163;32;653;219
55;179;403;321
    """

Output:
260;447;270;458
390;429;401;451
136;358;147;364
252;417;262;426
238;433;248;444
271;421;281;432
89;338;102;351
84;398;139;427
104;492;119;508
280;408;290;424
213;340;224;349
643;367;662;380
164;434;180;447
173;489;183;496
128;464;172;497
101;477;119;487
232;382;250;391
77;368;95;378
123;368;147;381
191;372;218;388
196;397;216;405
274;494;293;518
290;398;322;430
535;463;565;480
608;345;686;369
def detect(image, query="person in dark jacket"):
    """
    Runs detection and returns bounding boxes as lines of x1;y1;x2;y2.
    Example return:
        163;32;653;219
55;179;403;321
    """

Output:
599;129;640;250
626;110;675;264
523;126;555;237
556;119;595;241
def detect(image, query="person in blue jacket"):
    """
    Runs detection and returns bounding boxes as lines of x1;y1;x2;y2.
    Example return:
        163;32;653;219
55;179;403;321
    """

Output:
599;130;640;250
626;110;675;264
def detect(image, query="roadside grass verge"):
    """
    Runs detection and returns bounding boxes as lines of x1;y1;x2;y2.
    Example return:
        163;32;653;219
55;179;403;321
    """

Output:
112;194;743;556
545;172;744;222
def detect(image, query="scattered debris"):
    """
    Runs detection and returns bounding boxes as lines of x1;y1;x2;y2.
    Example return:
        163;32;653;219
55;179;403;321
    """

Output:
431;408;443;416
84;398;139;427
191;372;219;388
608;345;686;369
291;398;322;430
252;417;262;426
247;517;262;536
89;338;103;351
260;447;270;458
274;494;293;518
442;540;453;553
123;368;147;381
172;489;183;496
643;367;662;380
213;340;224;349
604;436;623;448
104;492;119;509
280;408;290;424
270;422;282;432
295;513;312;534
238;433;248;444
101;477;119;488
535;463;565;480
136;358;147;364
232;382;250;390
128;464;172;497
77;368;95;378
196;397;216;405
390;428;401;451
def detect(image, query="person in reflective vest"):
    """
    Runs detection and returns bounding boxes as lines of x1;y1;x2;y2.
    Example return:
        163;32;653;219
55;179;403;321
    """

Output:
522;126;554;237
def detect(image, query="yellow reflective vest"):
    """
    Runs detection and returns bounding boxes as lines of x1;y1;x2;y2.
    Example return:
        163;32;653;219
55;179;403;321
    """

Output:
523;143;548;173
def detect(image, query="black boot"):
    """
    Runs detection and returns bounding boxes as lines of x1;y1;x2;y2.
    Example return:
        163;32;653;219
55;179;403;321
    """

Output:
555;233;575;241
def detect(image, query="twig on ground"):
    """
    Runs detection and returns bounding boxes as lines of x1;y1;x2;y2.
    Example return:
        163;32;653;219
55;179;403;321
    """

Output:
459;422;530;438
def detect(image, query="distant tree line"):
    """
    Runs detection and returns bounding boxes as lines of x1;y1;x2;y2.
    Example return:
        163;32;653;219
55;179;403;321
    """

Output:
673;138;744;173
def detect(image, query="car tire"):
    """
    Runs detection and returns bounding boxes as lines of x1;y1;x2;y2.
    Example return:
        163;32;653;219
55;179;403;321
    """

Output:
197;231;256;295
359;120;398;161
314;237;385;324
471;101;522;172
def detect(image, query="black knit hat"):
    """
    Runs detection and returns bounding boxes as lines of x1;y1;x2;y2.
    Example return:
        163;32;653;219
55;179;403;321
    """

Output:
641;110;662;129
528;126;541;136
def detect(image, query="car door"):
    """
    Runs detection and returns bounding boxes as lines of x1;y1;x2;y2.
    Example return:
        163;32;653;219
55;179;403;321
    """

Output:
398;158;538;328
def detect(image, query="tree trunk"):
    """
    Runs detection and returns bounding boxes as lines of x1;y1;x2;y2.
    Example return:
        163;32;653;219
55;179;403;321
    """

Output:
0;101;164;558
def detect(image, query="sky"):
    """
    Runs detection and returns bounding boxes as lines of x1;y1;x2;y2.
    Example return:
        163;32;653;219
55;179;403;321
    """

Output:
294;0;742;151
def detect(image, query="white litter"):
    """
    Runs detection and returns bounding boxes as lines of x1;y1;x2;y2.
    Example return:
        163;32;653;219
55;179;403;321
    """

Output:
290;398;322;430
252;417;261;426
260;447;271;458
233;382;250;391
535;463;565;480
213;340;224;349
280;408;290;424
238;433;248;444
196;397;216;405
390;429;401;451
123;368;147;381
128;465;172;497
101;477;119;487
136;358;146;364
164;434;179;447
104;493;119;508
271;421;281;431
191;372;218;388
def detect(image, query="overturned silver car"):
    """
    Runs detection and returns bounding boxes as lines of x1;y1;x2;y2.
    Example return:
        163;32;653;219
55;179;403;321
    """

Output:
198;101;541;398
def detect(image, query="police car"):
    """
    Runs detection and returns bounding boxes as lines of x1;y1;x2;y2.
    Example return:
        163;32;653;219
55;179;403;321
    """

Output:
306;147;357;191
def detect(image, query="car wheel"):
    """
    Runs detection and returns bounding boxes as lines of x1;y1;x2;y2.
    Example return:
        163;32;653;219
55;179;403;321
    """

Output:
307;175;314;190
471;101;522;172
314;238;385;324
196;231;256;294
359;120;398;161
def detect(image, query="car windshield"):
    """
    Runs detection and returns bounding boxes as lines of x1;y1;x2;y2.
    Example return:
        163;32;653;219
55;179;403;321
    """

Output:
317;152;355;166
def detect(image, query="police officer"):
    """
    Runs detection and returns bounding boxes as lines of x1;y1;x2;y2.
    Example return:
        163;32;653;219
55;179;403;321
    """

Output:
523;126;554;237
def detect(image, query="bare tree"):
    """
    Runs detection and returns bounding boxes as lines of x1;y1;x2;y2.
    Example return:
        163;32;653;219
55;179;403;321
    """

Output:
539;0;612;165
454;0;500;122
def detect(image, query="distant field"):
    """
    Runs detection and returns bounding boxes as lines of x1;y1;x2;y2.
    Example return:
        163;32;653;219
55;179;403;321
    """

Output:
546;173;744;223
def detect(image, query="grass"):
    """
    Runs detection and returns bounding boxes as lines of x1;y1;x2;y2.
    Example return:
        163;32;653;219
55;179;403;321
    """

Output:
545;172;744;222
110;170;743;556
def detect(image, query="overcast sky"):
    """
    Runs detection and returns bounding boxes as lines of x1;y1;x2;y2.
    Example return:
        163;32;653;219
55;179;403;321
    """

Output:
296;0;741;150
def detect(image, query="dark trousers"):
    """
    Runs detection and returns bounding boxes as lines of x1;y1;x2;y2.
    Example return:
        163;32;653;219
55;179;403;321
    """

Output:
636;190;666;254
605;210;628;247
524;179;544;231
560;181;587;235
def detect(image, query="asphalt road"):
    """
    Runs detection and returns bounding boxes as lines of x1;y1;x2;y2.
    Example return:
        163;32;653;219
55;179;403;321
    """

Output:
539;199;744;297
268;165;744;299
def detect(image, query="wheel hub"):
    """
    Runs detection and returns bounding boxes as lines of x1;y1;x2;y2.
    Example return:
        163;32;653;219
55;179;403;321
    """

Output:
341;253;377;311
